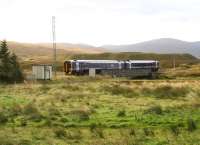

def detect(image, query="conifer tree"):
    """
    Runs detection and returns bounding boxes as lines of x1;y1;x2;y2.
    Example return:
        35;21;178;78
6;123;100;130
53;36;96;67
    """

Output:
10;53;24;82
0;40;24;83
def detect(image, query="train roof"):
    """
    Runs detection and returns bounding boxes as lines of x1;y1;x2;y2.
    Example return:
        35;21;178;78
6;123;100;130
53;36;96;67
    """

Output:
65;60;158;63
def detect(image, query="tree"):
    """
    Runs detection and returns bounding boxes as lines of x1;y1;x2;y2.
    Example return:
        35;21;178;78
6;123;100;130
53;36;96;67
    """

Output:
0;40;24;83
10;53;24;82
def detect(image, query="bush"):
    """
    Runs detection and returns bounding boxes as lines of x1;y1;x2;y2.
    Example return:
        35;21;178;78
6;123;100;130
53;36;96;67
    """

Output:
187;118;197;132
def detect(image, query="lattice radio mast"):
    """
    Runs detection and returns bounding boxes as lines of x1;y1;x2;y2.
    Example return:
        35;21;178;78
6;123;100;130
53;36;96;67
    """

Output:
52;16;57;77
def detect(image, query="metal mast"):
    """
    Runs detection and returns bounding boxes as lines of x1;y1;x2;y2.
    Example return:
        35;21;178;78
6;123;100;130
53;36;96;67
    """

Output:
52;16;57;78
173;55;176;69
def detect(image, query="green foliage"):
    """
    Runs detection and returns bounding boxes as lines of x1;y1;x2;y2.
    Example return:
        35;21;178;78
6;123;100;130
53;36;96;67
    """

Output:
117;110;126;117
0;40;24;83
187;118;197;132
170;124;180;136
0;77;199;144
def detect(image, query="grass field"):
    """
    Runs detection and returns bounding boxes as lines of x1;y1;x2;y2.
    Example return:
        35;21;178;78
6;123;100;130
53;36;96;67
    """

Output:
0;75;200;145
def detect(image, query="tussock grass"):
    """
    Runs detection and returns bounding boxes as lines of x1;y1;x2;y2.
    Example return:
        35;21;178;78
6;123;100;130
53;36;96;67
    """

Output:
145;105;163;115
143;85;190;99
0;77;199;144
101;84;139;98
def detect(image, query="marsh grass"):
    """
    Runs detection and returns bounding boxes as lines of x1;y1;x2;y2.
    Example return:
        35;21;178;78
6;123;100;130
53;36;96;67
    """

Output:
117;110;126;117
187;118;197;132
145;105;163;115
102;84;139;98
23;103;43;122
142;85;190;99
69;108;91;122
0;108;8;124
0;77;199;144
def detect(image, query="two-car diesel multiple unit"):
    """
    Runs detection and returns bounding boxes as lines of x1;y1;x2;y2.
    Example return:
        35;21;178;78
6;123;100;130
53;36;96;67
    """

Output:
64;60;159;77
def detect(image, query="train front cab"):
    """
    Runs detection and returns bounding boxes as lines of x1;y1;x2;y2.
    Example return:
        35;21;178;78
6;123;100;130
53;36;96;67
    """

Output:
64;61;72;75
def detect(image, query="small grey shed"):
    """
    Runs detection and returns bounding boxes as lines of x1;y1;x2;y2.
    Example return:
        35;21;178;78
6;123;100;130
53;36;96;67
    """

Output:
32;64;53;80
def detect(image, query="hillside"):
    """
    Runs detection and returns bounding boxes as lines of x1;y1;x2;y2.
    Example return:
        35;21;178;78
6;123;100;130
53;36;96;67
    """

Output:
103;38;200;58
7;41;103;59
5;40;200;70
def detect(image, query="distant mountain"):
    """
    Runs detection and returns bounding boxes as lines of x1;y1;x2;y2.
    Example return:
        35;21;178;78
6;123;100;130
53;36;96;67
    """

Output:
7;41;104;59
102;38;200;58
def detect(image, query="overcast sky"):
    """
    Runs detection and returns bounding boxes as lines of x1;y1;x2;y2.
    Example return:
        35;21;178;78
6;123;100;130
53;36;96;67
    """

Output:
1;0;200;46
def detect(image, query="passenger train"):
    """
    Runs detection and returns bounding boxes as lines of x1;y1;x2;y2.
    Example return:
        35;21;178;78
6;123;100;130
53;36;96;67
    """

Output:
64;60;159;77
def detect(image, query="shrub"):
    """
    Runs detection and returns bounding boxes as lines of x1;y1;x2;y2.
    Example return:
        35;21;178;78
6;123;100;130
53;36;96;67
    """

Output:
187;118;197;132
117;110;126;117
